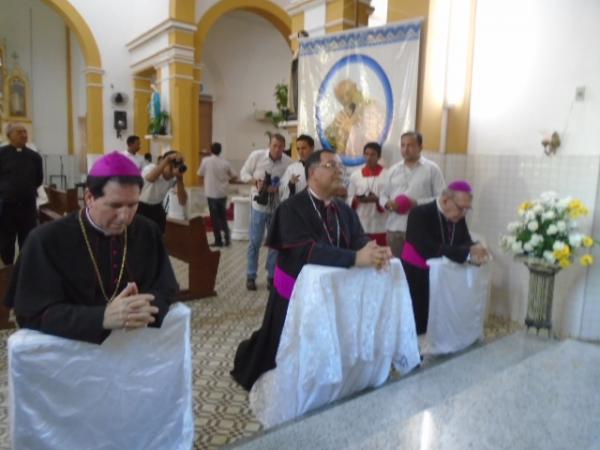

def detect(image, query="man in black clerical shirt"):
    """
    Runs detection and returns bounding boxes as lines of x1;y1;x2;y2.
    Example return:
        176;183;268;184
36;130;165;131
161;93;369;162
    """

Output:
0;123;43;265
5;152;178;344
231;149;392;391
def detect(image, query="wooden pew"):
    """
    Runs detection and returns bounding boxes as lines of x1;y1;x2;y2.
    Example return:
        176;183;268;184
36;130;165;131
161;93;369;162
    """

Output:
0;265;15;329
164;216;220;301
39;186;79;223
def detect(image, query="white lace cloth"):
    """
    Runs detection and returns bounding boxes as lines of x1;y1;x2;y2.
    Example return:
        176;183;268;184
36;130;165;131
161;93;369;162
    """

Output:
249;259;420;428
424;257;491;355
8;303;193;450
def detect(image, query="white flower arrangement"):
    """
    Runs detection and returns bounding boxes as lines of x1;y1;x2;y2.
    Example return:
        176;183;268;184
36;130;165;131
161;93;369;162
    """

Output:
500;191;596;268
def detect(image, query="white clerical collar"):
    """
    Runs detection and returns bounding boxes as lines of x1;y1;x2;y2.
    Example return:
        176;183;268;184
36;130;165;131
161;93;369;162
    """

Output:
85;208;114;236
436;198;443;212
308;187;333;206
14;147;23;152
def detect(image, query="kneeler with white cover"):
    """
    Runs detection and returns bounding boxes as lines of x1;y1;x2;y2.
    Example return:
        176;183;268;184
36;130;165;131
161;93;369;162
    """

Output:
424;257;491;355
8;303;193;450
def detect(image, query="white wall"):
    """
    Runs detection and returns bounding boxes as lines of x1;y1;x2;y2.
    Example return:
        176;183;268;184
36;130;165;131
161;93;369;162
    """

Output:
65;0;170;154
467;0;600;340
201;11;292;170
469;0;600;156
0;0;68;154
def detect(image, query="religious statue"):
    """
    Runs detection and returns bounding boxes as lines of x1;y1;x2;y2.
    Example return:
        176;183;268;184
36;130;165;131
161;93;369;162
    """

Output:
287;30;309;120
149;83;161;121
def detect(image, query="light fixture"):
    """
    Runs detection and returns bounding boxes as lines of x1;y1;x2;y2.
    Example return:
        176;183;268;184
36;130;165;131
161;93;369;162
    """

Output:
542;132;560;156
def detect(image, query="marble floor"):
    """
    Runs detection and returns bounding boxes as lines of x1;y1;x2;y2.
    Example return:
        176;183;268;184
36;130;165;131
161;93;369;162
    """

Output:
231;332;600;450
0;237;524;450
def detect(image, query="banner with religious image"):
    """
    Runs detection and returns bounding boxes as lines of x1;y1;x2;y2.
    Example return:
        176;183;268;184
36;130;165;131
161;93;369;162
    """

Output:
298;20;422;167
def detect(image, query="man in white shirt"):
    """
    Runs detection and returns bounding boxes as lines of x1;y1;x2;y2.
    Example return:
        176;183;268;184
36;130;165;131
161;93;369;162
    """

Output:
197;142;236;247
137;150;188;233
240;134;292;291
122;135;145;170
279;134;314;201
379;131;445;258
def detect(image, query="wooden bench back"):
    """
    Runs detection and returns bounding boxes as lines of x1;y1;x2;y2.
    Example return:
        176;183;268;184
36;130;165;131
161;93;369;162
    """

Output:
164;216;220;300
39;186;79;222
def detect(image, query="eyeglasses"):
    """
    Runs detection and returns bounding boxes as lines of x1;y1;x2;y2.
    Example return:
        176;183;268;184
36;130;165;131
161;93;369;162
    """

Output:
450;197;472;215
318;161;343;170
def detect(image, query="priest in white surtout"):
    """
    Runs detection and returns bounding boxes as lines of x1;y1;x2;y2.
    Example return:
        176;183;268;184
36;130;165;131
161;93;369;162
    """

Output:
347;142;388;245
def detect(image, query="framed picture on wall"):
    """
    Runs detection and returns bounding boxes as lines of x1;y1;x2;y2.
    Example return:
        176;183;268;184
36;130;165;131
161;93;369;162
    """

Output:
9;75;27;118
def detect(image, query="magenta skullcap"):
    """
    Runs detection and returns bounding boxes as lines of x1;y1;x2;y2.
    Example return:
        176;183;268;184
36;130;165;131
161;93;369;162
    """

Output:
394;194;413;214
448;180;472;193
89;151;141;177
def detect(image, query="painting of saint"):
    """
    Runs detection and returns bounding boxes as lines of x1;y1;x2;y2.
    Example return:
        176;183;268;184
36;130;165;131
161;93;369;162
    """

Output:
316;54;393;166
9;77;26;117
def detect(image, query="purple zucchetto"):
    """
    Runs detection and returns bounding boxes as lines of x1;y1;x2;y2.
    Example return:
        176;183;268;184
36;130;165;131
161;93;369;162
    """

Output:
394;194;413;214
89;151;141;177
448;180;472;193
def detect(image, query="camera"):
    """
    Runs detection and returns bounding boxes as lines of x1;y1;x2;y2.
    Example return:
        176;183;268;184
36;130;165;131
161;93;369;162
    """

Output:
254;172;272;205
171;159;187;174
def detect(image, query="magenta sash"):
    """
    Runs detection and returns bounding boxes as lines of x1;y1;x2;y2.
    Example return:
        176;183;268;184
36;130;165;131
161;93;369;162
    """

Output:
274;266;296;300
401;241;429;269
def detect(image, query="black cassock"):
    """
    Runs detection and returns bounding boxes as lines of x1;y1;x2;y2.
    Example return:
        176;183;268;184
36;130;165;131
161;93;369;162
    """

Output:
4;211;178;344
402;200;473;335
231;189;369;391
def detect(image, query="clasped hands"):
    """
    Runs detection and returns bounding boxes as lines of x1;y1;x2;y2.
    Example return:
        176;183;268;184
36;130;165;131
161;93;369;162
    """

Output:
103;282;158;331
469;243;490;266
356;241;393;271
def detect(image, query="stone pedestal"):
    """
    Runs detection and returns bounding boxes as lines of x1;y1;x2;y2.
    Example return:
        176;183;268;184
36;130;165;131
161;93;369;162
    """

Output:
231;196;251;241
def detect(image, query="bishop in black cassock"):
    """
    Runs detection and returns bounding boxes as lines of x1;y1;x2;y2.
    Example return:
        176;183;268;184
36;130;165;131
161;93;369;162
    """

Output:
400;181;488;335
231;150;392;391
4;152;178;344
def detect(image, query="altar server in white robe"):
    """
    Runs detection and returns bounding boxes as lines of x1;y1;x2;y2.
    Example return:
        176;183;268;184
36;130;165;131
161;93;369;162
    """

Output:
347;142;388;245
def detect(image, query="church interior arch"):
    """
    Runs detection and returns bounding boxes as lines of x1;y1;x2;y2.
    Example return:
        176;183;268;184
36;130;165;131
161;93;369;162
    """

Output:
195;2;292;171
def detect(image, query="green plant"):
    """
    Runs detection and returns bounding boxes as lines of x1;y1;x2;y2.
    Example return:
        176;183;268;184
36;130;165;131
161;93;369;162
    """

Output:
148;111;170;135
265;83;288;127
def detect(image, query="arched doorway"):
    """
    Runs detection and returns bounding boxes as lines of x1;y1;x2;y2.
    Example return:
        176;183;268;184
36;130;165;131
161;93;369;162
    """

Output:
195;0;291;62
193;1;292;173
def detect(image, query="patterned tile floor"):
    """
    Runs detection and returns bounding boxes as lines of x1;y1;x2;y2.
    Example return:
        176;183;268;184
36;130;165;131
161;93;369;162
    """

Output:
0;238;522;450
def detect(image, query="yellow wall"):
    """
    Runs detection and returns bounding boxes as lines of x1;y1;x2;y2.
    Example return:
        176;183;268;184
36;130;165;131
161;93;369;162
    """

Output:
388;0;476;153
326;0;372;33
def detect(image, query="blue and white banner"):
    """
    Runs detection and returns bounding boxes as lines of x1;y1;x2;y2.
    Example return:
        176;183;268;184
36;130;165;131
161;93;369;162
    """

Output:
298;20;422;166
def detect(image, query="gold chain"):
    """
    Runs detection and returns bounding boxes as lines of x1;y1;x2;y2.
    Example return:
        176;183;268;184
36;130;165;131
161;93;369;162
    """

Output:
78;209;128;303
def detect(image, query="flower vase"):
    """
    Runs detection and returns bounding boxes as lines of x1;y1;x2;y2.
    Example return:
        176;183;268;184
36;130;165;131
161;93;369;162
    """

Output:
524;260;560;334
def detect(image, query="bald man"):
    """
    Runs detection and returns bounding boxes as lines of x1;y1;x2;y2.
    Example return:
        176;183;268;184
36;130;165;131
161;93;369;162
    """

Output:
0;123;43;265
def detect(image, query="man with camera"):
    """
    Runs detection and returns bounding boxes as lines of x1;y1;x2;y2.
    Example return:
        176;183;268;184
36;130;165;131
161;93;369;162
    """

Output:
240;134;292;291
137;149;188;233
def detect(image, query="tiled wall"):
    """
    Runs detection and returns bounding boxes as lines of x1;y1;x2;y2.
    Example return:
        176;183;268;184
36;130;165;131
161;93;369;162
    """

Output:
423;152;600;340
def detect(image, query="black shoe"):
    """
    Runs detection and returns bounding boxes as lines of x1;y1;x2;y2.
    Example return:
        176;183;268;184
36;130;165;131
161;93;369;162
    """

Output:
224;238;231;247
246;278;257;291
267;277;274;291
210;241;223;247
